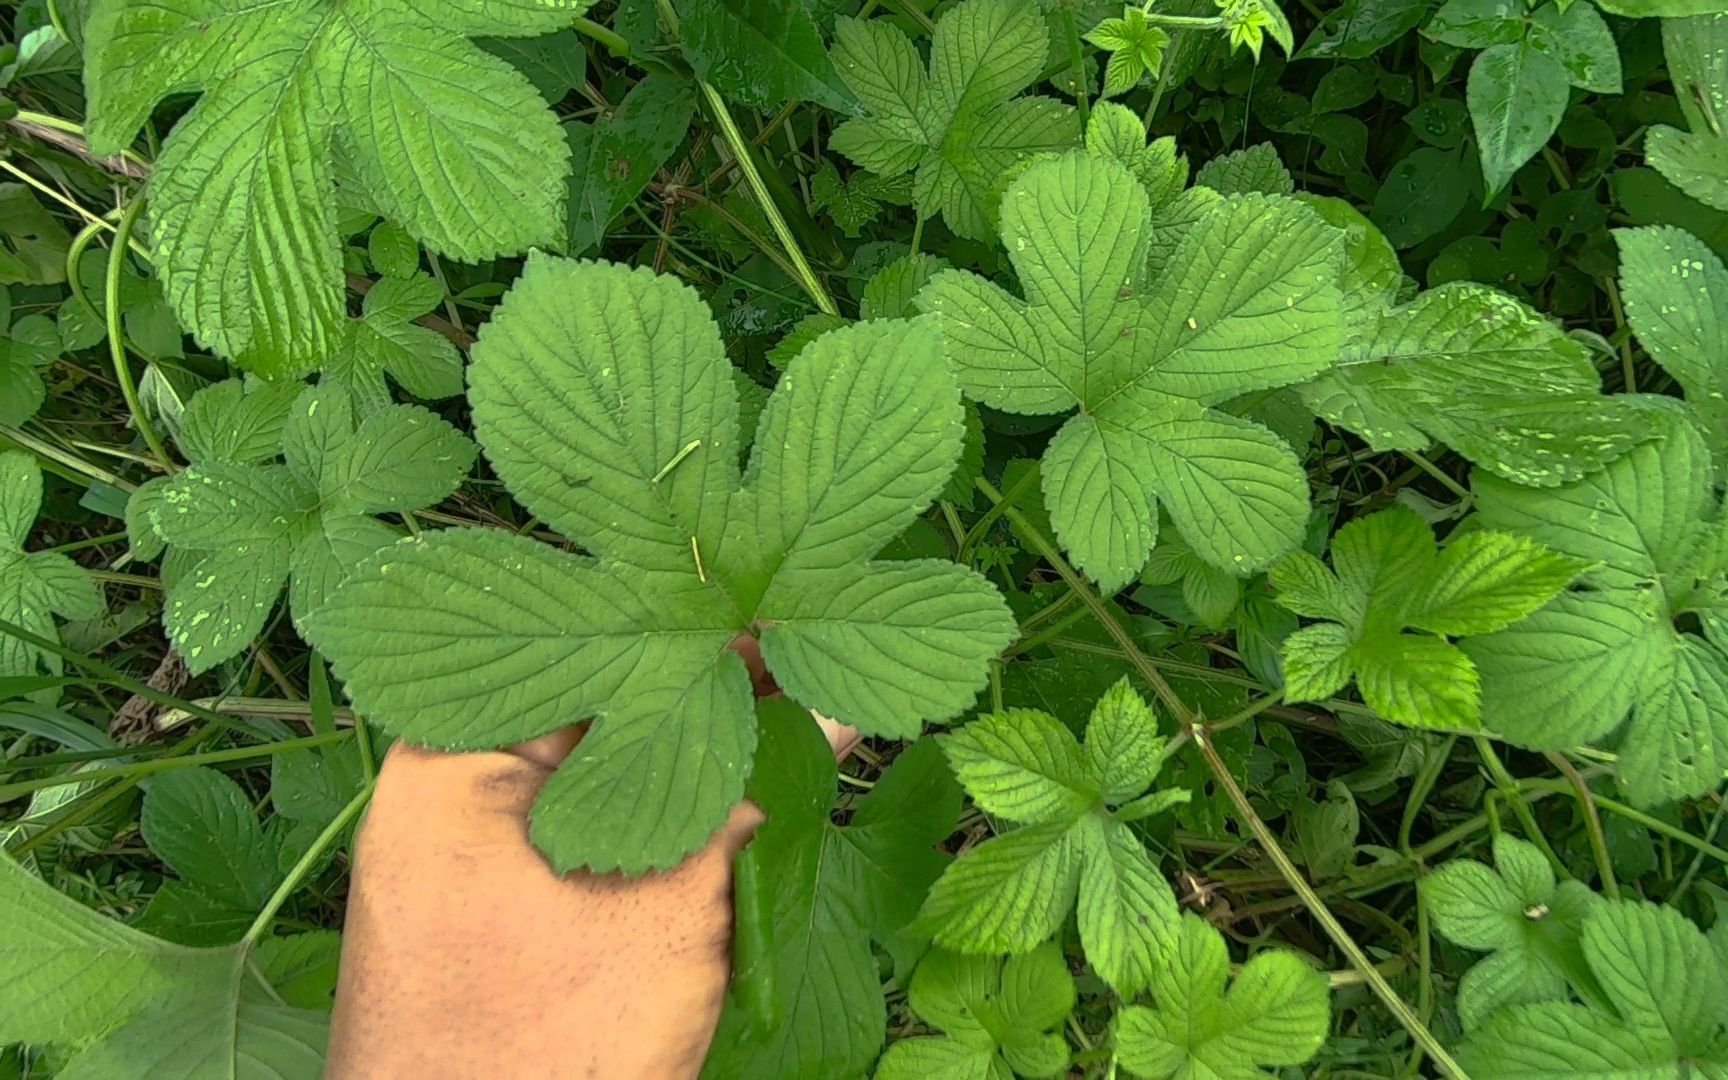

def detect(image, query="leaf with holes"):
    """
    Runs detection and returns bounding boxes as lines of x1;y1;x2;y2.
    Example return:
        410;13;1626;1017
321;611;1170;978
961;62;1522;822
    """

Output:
303;255;1014;873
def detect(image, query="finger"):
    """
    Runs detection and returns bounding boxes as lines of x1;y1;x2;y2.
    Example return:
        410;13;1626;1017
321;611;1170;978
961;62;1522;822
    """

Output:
730;634;778;698
507;724;585;770
813;709;861;761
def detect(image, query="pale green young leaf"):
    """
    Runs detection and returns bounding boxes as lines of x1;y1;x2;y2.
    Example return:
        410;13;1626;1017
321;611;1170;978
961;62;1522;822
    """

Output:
83;0;587;374
939;708;1097;824
1280;622;1355;701
706;713;961;1080
1615;226;1728;455
1423;834;1605;1027
1083;676;1167;804
1116;914;1329;1080
0;453;105;704
1300;282;1652;486
918;151;1342;587
877;945;1074;1080
918;821;1084;953
1408;531;1594;636
312;259;1014;870
1469;40;1569;198
830;0;1075;240
0;854;329;1075
1271;506;1577;729
1466;418;1728;803
1458;900;1728;1076
1076;815;1178;996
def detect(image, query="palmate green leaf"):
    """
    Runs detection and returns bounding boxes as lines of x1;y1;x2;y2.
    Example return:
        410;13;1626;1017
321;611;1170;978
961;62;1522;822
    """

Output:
875;945;1075;1080
325;273;464;416
1458;900;1728;1078
1421;834;1602;1028
0;453;105;706
1464;415;1728;804
1301;280;1654;486
305;256;1014;872
148;388;473;674
918;150;1343;590
1269;506;1584;729
0;854;329;1078
704;705;962;1080
829;0;1077;241
1115;913;1330;1080
918;680;1182;995
1615;226;1728;454
83;0;590;376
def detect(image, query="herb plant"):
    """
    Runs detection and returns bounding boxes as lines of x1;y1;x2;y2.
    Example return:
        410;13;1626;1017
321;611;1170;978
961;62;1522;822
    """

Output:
5;0;1728;1076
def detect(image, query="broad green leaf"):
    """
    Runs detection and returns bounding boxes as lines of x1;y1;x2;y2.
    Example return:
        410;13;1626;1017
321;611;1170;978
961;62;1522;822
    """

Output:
1115;914;1329;1080
1467;40;1569;198
1647;125;1728;211
811;160;909;237
1597;0;1728;13
1086;103;1189;211
83;0;589;374
1193;143;1295;195
1615;226;1728;455
682;0;855;112
1466;418;1728;804
1528;1;1622;93
1427;0;1524;49
310;257;1013;871
566;73;697;255
149;390;473;674
940;708;1097;823
1300;282;1653;486
0;854;329;1076
141;767;279;914
704;708;961;1080
1270;506;1578;729
1458;900;1728;1077
920;684;1181;992
829;0;1076;240
918;151;1342;588
0;453;104;706
1422;834;1602;1026
876;945;1074;1080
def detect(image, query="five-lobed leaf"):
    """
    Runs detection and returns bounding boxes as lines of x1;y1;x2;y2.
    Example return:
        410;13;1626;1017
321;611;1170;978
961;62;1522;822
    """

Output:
918;680;1183;995
829;0;1077;241
305;255;1014;873
1421;834;1602;1028
148;387;473;674
1115;913;1330;1080
1269;505;1584;729
918;149;1344;590
83;0;591;375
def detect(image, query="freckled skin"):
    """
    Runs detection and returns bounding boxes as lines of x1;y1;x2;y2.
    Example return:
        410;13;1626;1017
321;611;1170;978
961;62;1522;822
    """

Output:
326;639;854;1078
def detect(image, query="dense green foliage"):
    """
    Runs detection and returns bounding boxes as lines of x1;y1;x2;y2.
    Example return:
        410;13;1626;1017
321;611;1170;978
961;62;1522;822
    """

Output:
2;0;1727;1076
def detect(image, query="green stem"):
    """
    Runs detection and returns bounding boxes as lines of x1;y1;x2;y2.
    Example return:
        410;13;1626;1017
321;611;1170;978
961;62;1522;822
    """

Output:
1402;450;1469;502
572;15;630;56
0;425;135;491
242;776;376;946
1399;735;1456;853
1192;727;1468;1079
106;198;175;474
1545;750;1619;900
0;730;350;802
1475;736;1566;875
1143;13;1227;26
1525;782;1728;867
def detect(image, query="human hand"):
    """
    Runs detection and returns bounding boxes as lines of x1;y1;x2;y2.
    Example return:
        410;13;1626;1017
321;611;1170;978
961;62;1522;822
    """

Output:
323;638;856;1079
